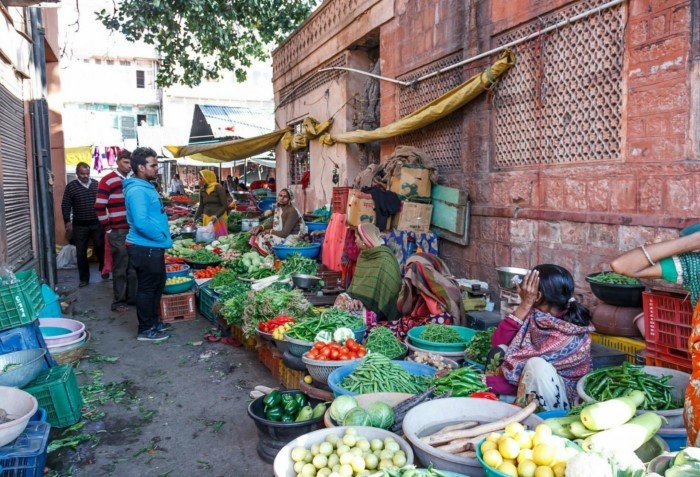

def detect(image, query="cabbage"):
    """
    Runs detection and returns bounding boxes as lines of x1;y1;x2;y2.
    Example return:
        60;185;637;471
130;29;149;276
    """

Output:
329;395;358;422
343;408;371;427
333;327;354;343
366;402;394;430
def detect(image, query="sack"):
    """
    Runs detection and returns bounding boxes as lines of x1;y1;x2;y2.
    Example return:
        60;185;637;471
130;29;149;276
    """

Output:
57;245;77;269
196;223;215;243
212;218;228;238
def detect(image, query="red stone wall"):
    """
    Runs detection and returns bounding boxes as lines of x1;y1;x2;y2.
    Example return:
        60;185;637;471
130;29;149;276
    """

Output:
378;0;699;303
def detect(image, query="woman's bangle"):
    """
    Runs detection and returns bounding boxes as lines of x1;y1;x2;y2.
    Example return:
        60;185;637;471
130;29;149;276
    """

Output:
641;244;655;266
506;313;523;325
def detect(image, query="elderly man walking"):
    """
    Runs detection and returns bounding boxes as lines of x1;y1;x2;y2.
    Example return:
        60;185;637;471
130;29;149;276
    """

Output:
61;162;104;287
95;150;137;312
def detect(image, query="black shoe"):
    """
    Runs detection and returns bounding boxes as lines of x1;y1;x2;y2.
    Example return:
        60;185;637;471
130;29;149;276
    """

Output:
137;328;170;342
155;322;172;332
79;281;89;288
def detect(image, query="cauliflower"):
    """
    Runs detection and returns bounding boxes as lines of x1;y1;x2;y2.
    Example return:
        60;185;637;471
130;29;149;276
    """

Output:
565;449;644;477
565;453;612;477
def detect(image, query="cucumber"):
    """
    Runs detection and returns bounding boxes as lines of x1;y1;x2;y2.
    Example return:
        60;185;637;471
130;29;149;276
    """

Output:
579;390;645;431
582;412;663;453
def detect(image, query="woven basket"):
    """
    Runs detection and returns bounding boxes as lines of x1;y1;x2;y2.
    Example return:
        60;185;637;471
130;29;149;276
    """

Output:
301;355;362;384
50;331;91;365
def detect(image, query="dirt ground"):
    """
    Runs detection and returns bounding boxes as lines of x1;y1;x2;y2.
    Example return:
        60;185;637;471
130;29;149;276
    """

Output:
47;266;276;477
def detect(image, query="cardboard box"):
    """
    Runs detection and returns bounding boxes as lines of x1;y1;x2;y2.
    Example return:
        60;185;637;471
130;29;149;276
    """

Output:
392;201;433;232
346;190;376;227
390;167;432;199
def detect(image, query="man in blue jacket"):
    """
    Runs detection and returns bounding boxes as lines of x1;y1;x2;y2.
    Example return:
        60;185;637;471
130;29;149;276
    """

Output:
123;147;172;341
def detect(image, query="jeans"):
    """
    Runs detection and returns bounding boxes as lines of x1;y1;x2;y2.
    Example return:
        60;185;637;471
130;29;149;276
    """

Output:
108;229;137;307
127;245;165;333
73;222;104;283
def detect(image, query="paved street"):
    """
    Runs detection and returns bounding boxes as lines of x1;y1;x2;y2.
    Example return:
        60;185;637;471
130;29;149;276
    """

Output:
49;266;274;477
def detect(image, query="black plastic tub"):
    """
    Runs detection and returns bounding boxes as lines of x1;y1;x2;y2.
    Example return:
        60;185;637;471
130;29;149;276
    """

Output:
586;272;645;307
247;390;325;464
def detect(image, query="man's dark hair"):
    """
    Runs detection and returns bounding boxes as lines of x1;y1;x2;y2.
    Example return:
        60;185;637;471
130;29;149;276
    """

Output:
117;149;131;161
131;147;158;175
268;177;276;184
75;162;90;173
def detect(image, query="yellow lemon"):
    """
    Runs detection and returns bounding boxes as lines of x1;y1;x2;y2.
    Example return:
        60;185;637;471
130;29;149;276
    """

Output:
518;449;534;463
503;458;516;466
498;437;521;460
483;449;503;469
487;432;502;443
515;431;533;450
504;422;526;438
517;459;537;477
497;461;518;477
480;441;497;454
532;444;555;467
551;462;566;477
534;424;553;440
534;466;554;477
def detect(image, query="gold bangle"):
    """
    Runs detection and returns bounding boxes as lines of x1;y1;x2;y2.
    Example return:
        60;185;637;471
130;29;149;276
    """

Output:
641;244;655;266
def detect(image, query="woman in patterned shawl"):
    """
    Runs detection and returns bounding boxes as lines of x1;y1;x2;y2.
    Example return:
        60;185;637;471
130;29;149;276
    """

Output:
611;229;700;445
487;264;594;411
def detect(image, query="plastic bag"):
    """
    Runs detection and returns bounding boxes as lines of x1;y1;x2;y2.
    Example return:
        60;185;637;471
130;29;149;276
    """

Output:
57;245;77;269
196;223;215;243
212;218;228;238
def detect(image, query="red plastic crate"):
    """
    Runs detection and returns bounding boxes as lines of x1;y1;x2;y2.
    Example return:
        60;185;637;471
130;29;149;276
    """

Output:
645;344;692;374
159;291;196;323
643;291;693;361
331;186;351;214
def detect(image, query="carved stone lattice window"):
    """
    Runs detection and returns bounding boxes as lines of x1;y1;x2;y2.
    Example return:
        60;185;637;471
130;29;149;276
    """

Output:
397;53;464;173
289;122;310;185
492;0;624;168
278;55;347;108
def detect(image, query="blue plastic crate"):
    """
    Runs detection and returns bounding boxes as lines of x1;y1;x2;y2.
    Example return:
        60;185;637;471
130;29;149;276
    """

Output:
29;408;46;423
0;421;51;477
0;322;55;370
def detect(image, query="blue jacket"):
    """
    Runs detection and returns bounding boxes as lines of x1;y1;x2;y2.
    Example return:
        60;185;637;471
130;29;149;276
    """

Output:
123;178;173;249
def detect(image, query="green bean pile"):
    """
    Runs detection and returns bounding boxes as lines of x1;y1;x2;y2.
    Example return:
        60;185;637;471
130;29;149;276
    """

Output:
339;354;432;394
419;324;463;343
365;327;407;359
588;272;640;285
285;309;363;341
583;362;682;410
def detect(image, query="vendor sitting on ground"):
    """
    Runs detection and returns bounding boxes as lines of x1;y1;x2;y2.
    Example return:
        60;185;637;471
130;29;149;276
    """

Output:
486;264;593;411
334;223;402;324
194;170;229;225
249;188;303;255
610;229;700;445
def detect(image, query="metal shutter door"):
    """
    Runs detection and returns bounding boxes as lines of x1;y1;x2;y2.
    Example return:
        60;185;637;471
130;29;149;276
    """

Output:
0;72;34;269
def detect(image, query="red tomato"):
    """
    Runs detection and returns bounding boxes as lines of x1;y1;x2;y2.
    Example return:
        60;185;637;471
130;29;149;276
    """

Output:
321;347;332;358
330;349;340;360
356;348;366;357
313;342;325;350
345;339;358;351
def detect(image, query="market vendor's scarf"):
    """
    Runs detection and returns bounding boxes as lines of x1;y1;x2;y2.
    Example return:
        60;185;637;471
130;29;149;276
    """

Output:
501;309;594;403
357;222;383;248
348;245;402;322
397;253;464;324
199;170;218;194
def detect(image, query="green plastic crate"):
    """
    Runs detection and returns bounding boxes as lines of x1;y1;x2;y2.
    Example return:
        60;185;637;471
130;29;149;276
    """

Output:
198;284;219;323
23;364;83;428
0;269;43;331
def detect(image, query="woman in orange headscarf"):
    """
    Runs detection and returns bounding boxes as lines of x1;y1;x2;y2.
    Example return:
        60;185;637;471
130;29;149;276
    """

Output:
194;170;228;225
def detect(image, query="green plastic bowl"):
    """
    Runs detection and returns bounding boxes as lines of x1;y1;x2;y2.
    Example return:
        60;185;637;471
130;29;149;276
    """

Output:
476;436;581;477
164;278;194;294
407;325;476;352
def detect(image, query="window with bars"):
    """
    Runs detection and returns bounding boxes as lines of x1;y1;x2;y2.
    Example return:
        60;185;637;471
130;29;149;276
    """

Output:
288;122;310;185
136;70;145;88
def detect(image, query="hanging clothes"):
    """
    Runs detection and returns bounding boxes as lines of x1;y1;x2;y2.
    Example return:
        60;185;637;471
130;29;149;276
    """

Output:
322;213;347;272
92;146;103;173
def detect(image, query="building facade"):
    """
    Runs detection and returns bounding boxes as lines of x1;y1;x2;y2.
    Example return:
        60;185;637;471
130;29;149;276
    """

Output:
272;0;700;300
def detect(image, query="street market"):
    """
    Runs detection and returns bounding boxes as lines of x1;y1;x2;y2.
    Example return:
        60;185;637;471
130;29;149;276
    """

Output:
1;0;699;476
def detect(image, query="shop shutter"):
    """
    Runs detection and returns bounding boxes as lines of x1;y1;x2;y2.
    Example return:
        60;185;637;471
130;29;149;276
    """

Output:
0;72;34;269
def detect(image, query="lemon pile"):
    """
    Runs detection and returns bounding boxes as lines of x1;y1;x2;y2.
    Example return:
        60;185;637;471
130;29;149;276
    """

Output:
165;276;192;285
272;322;292;340
480;423;578;477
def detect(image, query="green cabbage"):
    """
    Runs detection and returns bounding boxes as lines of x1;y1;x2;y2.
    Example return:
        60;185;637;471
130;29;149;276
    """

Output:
366;402;394;429
343;408;371;427
329;395;358;422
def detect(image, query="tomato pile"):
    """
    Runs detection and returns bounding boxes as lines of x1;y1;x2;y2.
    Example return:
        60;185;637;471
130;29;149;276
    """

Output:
170;195;191;204
166;264;186;273
165;255;187;263
305;339;367;361
193;266;226;279
258;315;295;333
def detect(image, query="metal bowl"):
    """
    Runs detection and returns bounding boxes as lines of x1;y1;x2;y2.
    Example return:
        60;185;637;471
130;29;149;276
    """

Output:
495;266;529;290
290;274;321;290
180;225;196;234
0;349;47;388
